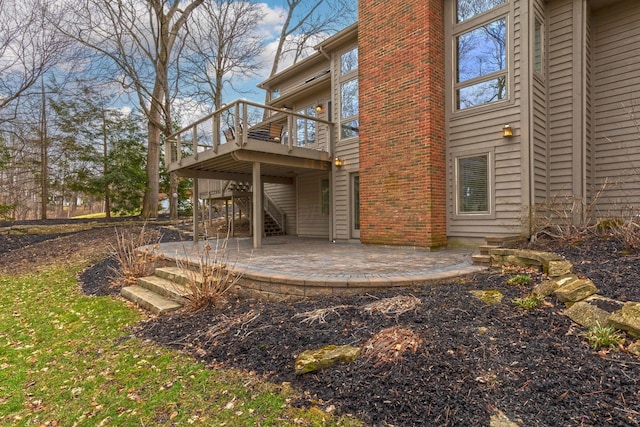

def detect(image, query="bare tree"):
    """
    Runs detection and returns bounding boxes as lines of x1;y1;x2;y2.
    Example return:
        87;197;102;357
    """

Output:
268;0;357;80
58;0;205;219
0;0;71;123
181;0;265;109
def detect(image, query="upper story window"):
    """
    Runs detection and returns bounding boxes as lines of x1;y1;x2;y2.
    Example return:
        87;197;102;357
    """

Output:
533;17;544;76
339;47;358;139
296;106;317;147
454;1;508;110
457;0;505;22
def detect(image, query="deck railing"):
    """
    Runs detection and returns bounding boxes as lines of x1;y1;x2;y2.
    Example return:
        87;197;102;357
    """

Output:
165;100;335;166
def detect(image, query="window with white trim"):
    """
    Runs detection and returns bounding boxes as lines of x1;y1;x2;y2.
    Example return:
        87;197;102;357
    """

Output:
456;153;491;215
454;1;509;110
533;16;544;76
339;47;358;139
296;106;316;147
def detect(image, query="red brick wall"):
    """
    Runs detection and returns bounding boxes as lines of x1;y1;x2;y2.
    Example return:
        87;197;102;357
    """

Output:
358;0;447;249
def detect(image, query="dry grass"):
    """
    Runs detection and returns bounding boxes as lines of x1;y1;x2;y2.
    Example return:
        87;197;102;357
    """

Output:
179;236;244;312
362;326;423;366
293;305;353;324
362;295;422;316
110;225;162;288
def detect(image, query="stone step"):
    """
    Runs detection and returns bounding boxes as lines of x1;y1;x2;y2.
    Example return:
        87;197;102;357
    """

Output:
121;285;182;315
137;275;191;303
478;244;501;255
485;235;525;247
472;254;492;266
155;266;202;288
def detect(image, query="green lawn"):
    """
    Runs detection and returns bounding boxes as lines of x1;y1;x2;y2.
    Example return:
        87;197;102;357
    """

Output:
0;266;361;426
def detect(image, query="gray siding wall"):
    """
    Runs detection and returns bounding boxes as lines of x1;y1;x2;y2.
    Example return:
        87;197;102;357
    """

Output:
445;0;525;239
264;182;297;236
532;0;548;206
593;0;640;216
297;171;330;237
547;0;575;198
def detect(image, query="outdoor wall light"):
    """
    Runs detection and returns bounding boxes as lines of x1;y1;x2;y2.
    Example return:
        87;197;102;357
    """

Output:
502;124;514;138
334;157;344;167
315;104;324;114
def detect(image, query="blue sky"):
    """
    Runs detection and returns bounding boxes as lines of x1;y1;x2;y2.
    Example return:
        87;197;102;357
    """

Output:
219;0;357;105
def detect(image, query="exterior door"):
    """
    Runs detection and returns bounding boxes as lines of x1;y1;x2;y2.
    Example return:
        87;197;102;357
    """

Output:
351;173;360;239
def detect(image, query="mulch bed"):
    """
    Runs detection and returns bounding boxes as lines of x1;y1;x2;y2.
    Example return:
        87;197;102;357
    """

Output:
2;224;640;426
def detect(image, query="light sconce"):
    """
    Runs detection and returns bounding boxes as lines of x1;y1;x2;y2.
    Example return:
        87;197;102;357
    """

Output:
334;157;344;167
315;104;324;114
502;124;514;138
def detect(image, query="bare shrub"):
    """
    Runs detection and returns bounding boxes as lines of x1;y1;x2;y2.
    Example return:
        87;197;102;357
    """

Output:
110;226;161;288
179;236;243;312
529;181;609;243
362;327;423;366
604;213;640;252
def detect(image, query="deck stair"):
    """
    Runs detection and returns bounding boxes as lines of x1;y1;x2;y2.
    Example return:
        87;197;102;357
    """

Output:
264;212;285;236
121;266;198;315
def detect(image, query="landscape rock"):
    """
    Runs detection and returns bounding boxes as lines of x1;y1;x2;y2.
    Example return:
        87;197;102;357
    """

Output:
470;290;503;305
608;302;640;338
564;296;623;328
295;345;361;375
554;278;598;303
490;408;520;427
547;260;573;277
533;279;561;297
628;341;640;357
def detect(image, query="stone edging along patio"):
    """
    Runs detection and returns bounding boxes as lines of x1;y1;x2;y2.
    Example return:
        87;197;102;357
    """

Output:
488;248;640;354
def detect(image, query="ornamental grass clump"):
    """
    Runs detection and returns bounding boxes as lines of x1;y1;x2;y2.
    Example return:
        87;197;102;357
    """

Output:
512;293;544;310
180;236;243;312
506;274;532;286
583;322;625;350
111;225;161;287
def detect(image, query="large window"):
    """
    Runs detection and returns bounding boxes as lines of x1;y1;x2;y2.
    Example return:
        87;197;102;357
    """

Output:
454;1;508;110
296;106;317;147
456;154;490;214
339;47;359;139
457;0;505;22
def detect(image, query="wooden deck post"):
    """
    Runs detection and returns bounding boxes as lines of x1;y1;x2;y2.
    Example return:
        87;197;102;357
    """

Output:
252;162;262;249
192;178;199;242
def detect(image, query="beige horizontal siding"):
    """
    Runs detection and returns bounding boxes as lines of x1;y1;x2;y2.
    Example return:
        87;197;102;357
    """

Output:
593;0;640;216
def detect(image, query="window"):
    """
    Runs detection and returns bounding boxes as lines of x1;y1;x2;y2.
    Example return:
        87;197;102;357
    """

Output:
534;17;543;75
456;17;507;110
456;154;490;214
457;0;505;22
341;48;358;75
321;178;330;216
296;106;316;146
339;47;358;139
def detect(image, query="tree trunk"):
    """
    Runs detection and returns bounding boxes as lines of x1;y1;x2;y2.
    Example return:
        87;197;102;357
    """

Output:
140;79;164;219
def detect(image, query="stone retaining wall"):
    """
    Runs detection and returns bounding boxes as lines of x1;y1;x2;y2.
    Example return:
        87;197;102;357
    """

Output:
489;248;640;339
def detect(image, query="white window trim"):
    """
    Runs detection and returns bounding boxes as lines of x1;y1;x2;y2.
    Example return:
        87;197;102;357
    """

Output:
452;149;495;219
452;2;511;114
338;46;358;141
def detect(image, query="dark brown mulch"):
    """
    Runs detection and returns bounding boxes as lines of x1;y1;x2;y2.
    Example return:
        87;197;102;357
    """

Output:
2;225;640;426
